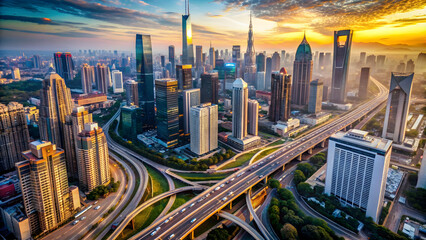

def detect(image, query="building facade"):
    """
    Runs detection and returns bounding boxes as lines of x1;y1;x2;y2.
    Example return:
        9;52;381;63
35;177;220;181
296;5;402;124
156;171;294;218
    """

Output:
112;70;124;93
247;99;258;136
53;52;74;82
95;63;110;94
269;68;292;122
308;79;323;114
183;89;201;135
358;67;370;100
81;64;94;94
182;2;194;66
189;103;218;155
232;78;248;139
292;34;313;106
125;79;138;106
155;79;179;148
200;72;219;104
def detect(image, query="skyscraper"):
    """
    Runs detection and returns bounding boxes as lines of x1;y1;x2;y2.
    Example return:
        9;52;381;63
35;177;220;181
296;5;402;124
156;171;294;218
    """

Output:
189;103;218;155
382;72;414;143
359;52;366;65
271;52;280;71
0;102;30;172
112;70;123;93
54;52;74;82
269;68;292;122
232;78;248;139
224;63;237;91
292;34;313;106
195;45;203;76
95;63;110;94
18;141;72;234
136;34;156;130
243;12;256;85
358;67;370;100
39;73;72;150
256;71;265;91
325;129;392;223
308;79;323;114
155;79;179;148
247;99;258;136
318;52;325;70
125;79;139;106
330;30;353;104
281;50;286;66
406;59;415;72
32;55;41;69
232;45;241;63
209;44;215;68
81;64;94;94
176;65;192;90
183;89;200;135
366;55;376;69
256;53;266;72
120;105;143;140
376;55;386;68
169;45;175;77
265;57;272;90
76;123;110;192
11;67;20;80
200;72;219;104
182;0;194;66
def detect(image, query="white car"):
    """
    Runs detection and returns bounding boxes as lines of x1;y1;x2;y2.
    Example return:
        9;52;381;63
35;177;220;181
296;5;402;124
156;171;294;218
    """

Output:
181;208;186;213
156;226;161;231
220;184;225;188
259;175;263;178
94;206;101;210
230;178;235;182
228;191;234;196
151;231;157;236
222;197;227;201
164;218;170;224
169;234;175;239
190;203;195;208
80;216;86;221
72;220;79;225
215;186;220;191
190;218;197;223
205;193;210;197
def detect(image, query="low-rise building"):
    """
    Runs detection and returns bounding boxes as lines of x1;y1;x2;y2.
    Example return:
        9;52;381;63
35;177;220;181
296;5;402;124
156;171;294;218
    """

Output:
1;203;31;240
298;112;332;126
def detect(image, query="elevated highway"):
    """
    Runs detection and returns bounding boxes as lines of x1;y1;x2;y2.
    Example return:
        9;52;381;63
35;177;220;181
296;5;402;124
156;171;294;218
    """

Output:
217;211;265;240
246;190;278;240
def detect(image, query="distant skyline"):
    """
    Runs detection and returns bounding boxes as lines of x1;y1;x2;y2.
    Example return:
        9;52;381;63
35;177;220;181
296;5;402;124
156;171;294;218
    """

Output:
0;0;425;54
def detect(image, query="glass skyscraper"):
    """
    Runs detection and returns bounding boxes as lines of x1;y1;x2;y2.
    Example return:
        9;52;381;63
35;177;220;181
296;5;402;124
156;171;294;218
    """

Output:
155;79;179;148
182;1;194;66
136;34;156;130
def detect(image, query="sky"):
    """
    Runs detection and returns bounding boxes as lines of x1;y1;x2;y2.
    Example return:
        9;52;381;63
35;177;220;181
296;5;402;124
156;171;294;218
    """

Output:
0;0;426;55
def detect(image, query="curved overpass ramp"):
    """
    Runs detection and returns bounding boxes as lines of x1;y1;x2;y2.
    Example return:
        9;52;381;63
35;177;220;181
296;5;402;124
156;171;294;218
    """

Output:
217;211;265;240
246;190;278;240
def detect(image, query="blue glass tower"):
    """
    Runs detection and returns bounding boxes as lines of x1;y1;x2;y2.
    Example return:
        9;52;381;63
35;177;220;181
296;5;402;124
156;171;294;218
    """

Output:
182;0;194;66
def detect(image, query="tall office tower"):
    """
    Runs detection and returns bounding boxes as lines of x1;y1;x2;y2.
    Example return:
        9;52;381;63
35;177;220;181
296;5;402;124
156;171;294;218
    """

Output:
232;45;241;63
376;55;386;68
265;57;272;90
182;0;194;66
169;45;175;77
256;72;265;90
209;44;215;68
201;72;219;104
318;52;325;70
232;78;248;139
195;45;203;75
382;72;414;143
176;65;192;90
417;52;426;71
18;141;72;234
396;62;406;72
308;79;323;114
325;129;392;223
281;50;286;66
81;64;94;94
366;55;376;69
155;79;179;148
189;103;218;155
202;53;207;65
39;73;72;149
11;67;21;80
406;59;415;72
325;52;332;67
112;70;124;93
323;85;329;101
271;52;281;71
269;68;292;122
53;52;74;82
32;55;41;69
183;89;200;135
243;13;256;85
330;30;353;104
160;56;166;68
95;63;110;94
358;67;370;100
256;53;266;72
247;99;258;136
136;34;156;130
292;34;313;106
0;102;30;172
76;123;110;192
125;79;139;106
224;62;237;91
359;52;366;65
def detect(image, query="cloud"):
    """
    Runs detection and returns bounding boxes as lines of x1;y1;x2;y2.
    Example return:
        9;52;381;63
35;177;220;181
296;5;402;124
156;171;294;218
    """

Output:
139;1;149;6
0;15;85;26
0;27;98;38
207;12;223;18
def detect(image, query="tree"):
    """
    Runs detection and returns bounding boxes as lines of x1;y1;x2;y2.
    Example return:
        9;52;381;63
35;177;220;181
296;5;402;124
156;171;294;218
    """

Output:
297;182;313;196
269;213;281;228
297;163;315;178
269;205;280;215
277;188;294;200
407;172;418;186
207;228;229;240
283;212;304;228
300;225;333;240
281;223;298;240
294;170;306;184
269;179;281;189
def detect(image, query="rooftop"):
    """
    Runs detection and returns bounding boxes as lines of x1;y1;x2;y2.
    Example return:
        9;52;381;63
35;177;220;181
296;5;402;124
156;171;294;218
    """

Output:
331;130;392;154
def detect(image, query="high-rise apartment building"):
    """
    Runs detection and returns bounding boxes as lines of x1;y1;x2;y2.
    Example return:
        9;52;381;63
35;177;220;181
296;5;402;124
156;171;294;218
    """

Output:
39;73;72;150
247;99;258;136
136;34;156;130
366;55;376;69
376;55;386;68
182;1;194;66
209;44;215;68
112;70;124;93
359;52;366;65
406;59;415;72
224;63;237;91
189;103;218;155
76;123;110;192
358;67;370;100
95;63;110;94
292;34;313;106
155;79;179;148
325;129;392;223
265;57;272;90
256;53;266;72
176;65;192;90
183;89;200;135
232;78;248;139
269;68;292;122
0;102;30;172
125;79;139;106
330;30;353;104
54;52;74;82
12;67;21;80
169;45;175;77
120;105;143;140
32;55;41;69
308;79;323;114
271;52;280;71
200;72;219;104
232;45;241;63
18;141;72;234
81;64;94;94
256;71;265;91
195;46;203;73
382;72;414;143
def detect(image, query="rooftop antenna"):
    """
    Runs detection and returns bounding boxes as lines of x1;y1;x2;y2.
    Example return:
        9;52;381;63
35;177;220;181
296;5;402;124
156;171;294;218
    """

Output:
185;0;190;15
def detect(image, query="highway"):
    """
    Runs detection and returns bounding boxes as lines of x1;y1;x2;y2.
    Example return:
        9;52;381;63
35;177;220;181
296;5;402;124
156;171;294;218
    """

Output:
134;77;388;240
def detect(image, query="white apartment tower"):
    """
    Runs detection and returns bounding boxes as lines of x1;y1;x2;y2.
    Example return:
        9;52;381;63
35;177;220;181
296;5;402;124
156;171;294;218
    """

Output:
190;103;218;155
183;89;200;134
247;99;258;136
325;129;392;223
232;78;248;139
112;70;124;93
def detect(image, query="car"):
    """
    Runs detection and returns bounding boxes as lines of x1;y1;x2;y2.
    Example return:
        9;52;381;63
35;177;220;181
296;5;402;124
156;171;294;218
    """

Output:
205;193;210;197
215;186;220;191
80;216;86;221
169;234;175;239
151;231;157;236
94;206;101;210
94;201;98;205
220;184;225;188
156;226;161;231
72;220;79;225
181;208;186;213
230;178;235;182
237;173;242;177
190;203;195;208
222;197;227;201
228;191;234;196
190;218;197;223
164;218;170;224
259;175;263;178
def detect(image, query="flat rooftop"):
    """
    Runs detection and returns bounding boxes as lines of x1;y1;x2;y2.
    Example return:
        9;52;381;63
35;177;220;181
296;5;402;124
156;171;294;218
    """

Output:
330;129;392;154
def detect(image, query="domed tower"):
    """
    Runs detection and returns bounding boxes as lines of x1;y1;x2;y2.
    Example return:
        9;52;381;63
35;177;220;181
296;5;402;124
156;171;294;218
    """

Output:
292;33;313;107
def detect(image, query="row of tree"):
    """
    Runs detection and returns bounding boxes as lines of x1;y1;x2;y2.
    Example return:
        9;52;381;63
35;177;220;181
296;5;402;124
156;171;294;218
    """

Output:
87;178;120;200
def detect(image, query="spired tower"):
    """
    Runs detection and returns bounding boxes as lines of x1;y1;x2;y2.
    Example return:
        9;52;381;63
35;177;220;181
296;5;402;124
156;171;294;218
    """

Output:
292;33;313;107
182;0;194;66
244;12;256;85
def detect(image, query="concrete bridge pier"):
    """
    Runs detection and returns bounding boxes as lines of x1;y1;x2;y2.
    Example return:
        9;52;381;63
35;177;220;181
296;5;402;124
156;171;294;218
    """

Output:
308;148;313;155
297;155;302;161
320;140;325;148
